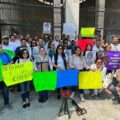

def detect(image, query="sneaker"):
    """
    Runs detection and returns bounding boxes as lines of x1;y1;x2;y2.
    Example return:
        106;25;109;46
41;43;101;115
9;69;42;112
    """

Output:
70;92;75;98
80;94;85;102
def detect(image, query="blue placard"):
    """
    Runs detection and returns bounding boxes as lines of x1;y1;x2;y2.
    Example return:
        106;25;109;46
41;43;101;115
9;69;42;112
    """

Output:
56;70;79;88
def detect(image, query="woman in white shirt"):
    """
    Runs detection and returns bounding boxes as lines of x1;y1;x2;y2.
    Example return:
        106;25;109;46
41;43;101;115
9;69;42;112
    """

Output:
69;46;87;102
90;57;107;97
52;45;68;99
16;49;32;108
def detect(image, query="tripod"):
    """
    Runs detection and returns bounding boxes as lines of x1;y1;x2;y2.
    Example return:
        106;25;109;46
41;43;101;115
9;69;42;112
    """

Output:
58;96;87;119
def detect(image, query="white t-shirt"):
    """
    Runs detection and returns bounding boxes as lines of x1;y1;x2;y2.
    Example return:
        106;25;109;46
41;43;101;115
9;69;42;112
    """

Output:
52;55;66;70
111;43;120;51
3;43;16;52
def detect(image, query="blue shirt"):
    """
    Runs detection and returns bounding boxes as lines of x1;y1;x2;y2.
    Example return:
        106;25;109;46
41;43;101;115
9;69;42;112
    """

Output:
0;52;12;65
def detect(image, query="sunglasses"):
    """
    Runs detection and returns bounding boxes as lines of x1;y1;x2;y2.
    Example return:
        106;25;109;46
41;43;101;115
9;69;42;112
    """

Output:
97;62;102;64
23;52;28;54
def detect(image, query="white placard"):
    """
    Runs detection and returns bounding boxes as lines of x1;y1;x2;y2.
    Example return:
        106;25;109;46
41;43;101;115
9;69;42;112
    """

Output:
43;22;51;34
63;23;77;40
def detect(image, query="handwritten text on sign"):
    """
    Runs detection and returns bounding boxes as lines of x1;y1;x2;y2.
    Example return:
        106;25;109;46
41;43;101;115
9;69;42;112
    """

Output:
2;62;33;86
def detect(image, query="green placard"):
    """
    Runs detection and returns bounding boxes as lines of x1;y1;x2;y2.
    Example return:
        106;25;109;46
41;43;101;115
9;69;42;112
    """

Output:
33;71;57;92
81;27;95;38
3;49;15;58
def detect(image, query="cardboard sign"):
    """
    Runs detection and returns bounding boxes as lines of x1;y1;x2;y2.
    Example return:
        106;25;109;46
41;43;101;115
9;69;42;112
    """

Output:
33;71;57;92
79;71;102;89
2;62;33;86
81;27;95;38
77;39;93;52
56;70;79;88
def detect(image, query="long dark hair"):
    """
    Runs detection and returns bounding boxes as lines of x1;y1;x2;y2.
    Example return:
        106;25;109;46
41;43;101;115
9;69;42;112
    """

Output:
83;44;92;56
19;49;29;59
54;45;67;69
74;46;82;56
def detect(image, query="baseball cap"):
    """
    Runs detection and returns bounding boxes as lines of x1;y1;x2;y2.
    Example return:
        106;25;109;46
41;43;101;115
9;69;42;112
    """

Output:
1;36;9;40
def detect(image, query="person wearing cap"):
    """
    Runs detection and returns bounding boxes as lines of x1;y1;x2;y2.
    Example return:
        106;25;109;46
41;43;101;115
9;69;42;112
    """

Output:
0;42;13;108
2;36;16;52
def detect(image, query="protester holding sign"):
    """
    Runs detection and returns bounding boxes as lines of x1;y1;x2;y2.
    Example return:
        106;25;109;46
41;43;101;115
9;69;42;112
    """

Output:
35;47;53;103
90;58;107;97
0;43;13;108
15;49;32;108
69;46;87;102
52;45;68;99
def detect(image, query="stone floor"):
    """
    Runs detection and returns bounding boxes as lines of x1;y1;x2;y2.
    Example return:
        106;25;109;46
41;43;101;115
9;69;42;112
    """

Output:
0;91;120;120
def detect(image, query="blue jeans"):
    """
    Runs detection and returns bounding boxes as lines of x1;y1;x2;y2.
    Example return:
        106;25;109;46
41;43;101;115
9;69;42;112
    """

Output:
20;82;30;102
0;82;9;105
109;84;120;102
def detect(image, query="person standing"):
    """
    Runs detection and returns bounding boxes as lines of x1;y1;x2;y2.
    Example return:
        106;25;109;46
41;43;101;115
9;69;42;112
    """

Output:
15;49;32;108
52;45;68;99
35;47;53;103
0;43;13;108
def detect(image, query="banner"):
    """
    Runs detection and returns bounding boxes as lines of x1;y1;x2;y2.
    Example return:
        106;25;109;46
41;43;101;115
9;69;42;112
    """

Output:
3;49;15;58
79;71;102;89
2;62;33;86
56;70;79;88
33;71;57;92
85;51;96;67
0;60;2;82
77;39;93;52
80;27;95;38
106;51;120;70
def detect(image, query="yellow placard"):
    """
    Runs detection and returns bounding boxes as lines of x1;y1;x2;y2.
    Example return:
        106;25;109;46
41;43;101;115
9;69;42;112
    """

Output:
2;62;33;86
81;27;95;37
79;71;102;89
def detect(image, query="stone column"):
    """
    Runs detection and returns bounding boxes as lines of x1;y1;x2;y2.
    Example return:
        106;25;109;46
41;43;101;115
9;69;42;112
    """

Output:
65;0;80;37
53;0;61;39
95;0;105;39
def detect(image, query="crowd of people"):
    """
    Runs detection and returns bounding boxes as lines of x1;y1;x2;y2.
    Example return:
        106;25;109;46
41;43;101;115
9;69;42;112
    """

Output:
0;32;120;109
